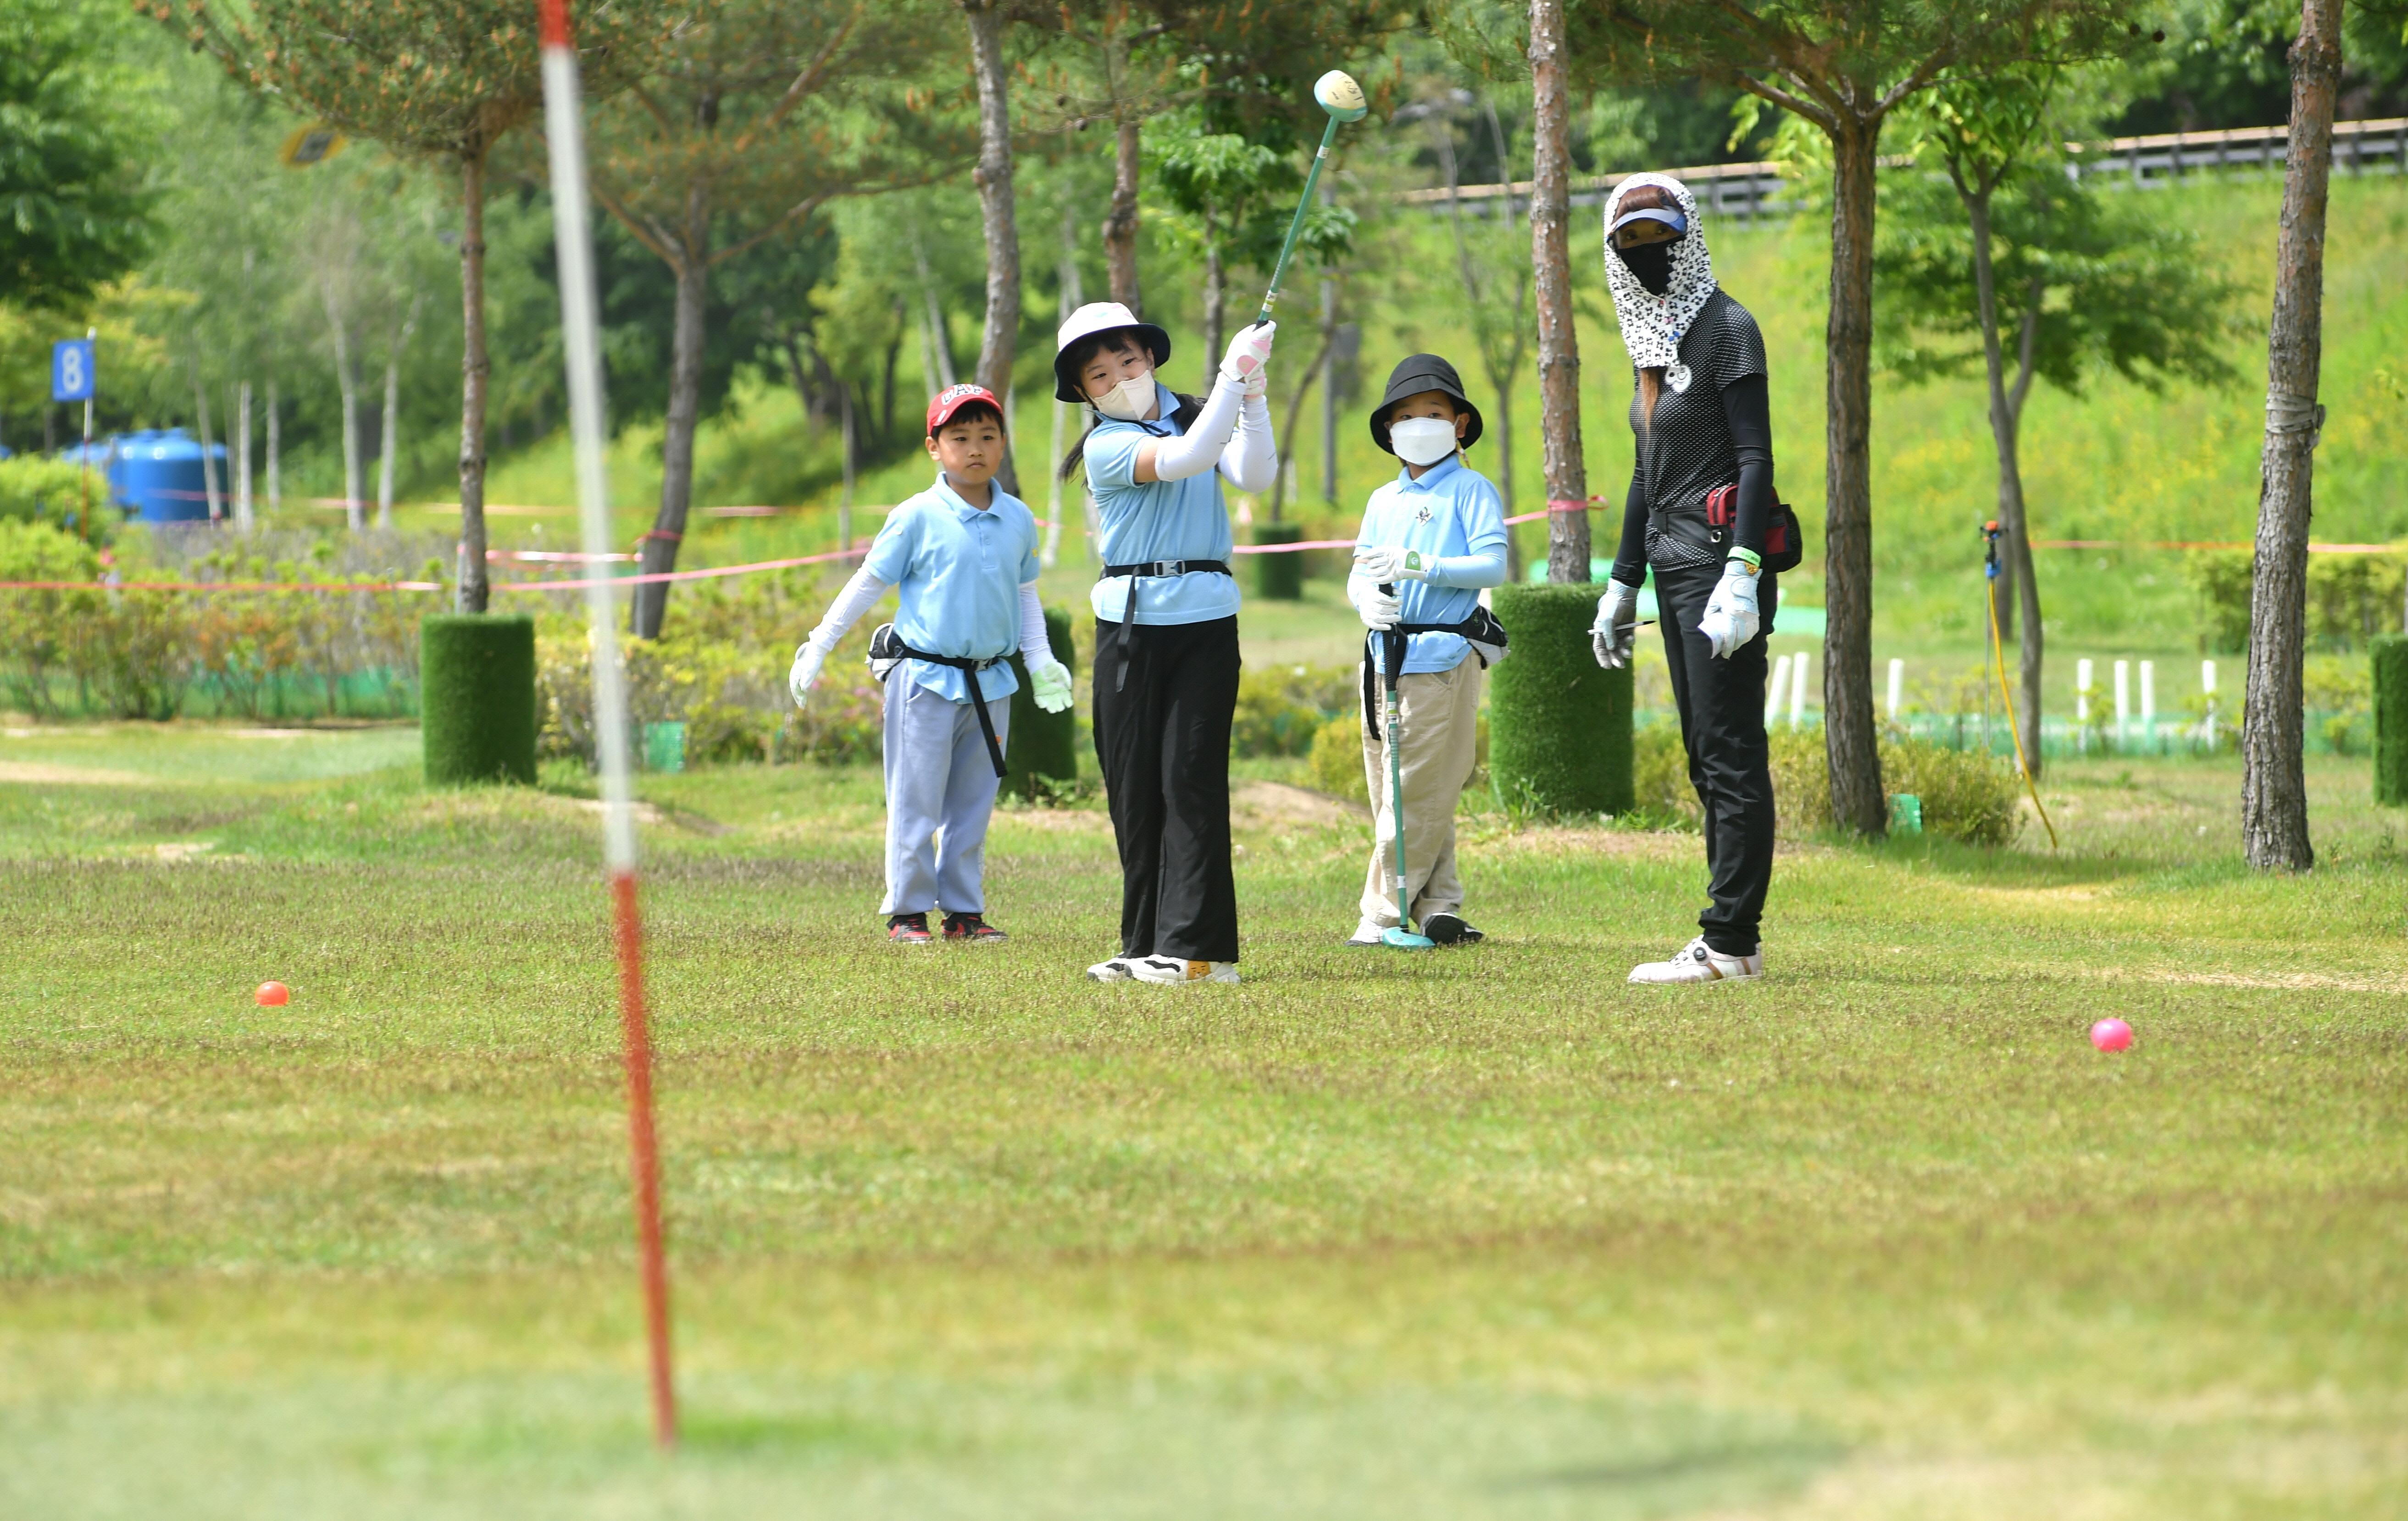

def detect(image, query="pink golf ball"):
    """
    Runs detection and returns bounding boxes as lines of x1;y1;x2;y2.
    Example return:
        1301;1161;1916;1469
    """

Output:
2090;1018;2132;1053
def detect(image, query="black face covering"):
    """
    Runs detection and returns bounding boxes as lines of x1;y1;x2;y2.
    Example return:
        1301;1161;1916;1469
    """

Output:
1618;239;1676;295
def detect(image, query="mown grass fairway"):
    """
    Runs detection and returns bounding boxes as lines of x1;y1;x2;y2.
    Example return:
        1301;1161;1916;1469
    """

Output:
3;726;2403;1518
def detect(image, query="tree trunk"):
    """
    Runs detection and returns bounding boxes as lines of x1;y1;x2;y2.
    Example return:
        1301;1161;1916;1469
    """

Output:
1966;192;2043;777
235;380;254;533
1045;198;1082;567
455;151;492;614
1821;116;1886;835
2244;0;2342;872
1200;227;1225;394
322;286;361;530
1105;115;1143;312
377;290;422;532
193;369;223;522
634;237;710;640
965;0;1021;498
266;378;280;513
1527;0;1587;583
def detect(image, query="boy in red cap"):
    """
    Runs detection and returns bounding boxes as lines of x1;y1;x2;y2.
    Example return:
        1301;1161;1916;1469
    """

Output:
789;383;1074;943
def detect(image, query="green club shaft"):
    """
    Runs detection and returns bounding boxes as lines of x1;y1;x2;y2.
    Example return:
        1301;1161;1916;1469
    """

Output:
1256;113;1342;327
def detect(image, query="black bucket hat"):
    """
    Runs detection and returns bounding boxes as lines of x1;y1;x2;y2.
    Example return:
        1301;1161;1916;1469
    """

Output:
1368;353;1484;454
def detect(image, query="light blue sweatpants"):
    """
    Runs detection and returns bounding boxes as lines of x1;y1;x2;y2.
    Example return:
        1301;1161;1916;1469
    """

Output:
880;673;1010;916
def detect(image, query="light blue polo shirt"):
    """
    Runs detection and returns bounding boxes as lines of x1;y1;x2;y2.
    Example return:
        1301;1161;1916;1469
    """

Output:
1355;453;1509;674
862;472;1041;705
1083;380;1241;626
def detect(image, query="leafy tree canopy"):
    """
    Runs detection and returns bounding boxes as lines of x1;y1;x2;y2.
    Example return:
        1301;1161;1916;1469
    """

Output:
0;0;161;312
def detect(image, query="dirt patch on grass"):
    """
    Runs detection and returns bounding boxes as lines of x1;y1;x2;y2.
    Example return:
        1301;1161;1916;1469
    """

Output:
2146;969;2408;994
1235;780;1366;827
0;761;159;787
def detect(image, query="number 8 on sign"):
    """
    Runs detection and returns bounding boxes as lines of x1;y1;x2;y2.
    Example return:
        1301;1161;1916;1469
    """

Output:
51;339;93;404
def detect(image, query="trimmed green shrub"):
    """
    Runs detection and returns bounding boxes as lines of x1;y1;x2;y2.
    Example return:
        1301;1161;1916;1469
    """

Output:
1309;714;1369;804
1250;521;1304;600
422;614;536;785
0;456;100;526
1004;605;1077;797
2375;635;2408;805
1488;583;1631;816
1234;661;1355;759
2190;549;2408;654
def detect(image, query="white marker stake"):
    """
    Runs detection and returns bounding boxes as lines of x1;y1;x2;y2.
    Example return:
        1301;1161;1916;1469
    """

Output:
2140;661;2157;744
2076;658;2094;754
1790;651;1810;731
1765;654;1791;726
539;0;675;1452
1886;657;1904;724
2201;659;2218;741
2114;660;2131;746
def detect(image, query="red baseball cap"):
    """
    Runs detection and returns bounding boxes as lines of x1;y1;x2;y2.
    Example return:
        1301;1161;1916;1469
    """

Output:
927;383;1004;436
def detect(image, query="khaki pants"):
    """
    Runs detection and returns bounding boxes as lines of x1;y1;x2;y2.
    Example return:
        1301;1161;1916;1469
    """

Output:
1359;656;1482;927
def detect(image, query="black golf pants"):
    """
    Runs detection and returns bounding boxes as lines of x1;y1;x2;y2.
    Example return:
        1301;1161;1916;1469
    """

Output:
1653;558;1778;956
1092;614;1242;963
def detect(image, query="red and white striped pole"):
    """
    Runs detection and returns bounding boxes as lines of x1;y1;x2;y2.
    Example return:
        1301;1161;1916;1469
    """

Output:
537;0;676;1451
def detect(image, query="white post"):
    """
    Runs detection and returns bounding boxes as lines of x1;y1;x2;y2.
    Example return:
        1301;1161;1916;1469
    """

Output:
2140;660;2157;744
235;380;254;533
2076;657;2094;754
1886;657;1904;724
2114;659;2131;746
2200;658;2218;743
1790;650;1810;731
1765;653;1791;726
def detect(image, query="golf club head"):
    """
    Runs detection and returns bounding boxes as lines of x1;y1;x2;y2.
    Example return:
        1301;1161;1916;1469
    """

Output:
1314;70;1369;122
1382;927;1436;950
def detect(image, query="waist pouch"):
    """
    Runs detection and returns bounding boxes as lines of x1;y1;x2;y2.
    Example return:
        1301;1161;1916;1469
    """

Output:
1096;559;1232;694
1655;484;1806;574
1358;607;1509;739
868;622;1012;779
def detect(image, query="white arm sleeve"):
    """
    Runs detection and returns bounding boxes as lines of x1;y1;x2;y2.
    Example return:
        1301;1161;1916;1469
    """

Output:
1017;580;1056;666
805;564;893;653
1145;375;1244;481
1423;544;1509;588
1219;393;1277;494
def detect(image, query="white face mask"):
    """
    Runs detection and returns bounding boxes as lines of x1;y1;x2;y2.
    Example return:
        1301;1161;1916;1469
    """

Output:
1091;372;1156;422
1389;416;1460;466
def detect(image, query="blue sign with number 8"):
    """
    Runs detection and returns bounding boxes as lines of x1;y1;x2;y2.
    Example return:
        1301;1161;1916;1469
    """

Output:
52;339;94;403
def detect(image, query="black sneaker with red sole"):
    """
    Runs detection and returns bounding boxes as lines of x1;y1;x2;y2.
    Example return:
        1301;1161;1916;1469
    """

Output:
943;912;1008;944
887;912;933;944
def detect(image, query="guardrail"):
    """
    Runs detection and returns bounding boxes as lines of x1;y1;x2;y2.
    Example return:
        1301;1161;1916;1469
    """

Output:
1404;116;2408;221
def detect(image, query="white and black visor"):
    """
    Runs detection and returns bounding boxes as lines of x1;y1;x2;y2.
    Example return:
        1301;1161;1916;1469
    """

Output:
1607;206;1687;244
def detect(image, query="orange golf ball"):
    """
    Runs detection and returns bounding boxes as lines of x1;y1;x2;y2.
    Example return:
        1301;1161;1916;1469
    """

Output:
255;981;289;1007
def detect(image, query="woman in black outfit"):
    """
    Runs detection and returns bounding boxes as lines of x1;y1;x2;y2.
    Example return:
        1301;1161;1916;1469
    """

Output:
1588;174;1779;984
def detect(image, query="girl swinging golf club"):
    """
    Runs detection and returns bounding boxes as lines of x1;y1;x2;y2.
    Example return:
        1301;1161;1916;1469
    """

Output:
1059;303;1277;986
1590;174;1798;984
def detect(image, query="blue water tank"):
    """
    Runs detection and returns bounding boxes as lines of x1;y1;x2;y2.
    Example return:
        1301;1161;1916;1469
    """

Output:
107;430;228;522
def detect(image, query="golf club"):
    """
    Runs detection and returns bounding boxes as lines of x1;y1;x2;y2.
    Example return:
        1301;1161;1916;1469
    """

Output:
1254;70;1367;327
1375;597;1435;950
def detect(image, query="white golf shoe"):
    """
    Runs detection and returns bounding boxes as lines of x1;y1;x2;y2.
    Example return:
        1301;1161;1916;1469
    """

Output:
1131;956;1241;986
1344;918;1388;947
1628;936;1763;985
1086;955;1139;983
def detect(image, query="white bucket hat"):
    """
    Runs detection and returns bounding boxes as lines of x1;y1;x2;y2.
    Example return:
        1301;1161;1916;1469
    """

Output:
1053;301;1171;403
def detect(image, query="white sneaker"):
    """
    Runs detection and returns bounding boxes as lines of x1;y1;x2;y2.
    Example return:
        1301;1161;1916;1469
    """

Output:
1344;918;1388;947
1130;956;1241;986
1628;936;1763;985
1087;956;1139;983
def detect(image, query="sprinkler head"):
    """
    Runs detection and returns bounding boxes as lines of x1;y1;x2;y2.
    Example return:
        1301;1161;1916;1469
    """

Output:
1315;70;1369;123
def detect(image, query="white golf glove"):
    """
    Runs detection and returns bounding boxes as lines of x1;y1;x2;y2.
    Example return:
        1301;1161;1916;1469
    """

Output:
1698;558;1762;659
788;641;827;708
1027;656;1074;714
1358;583;1402;631
1353;544;1427;583
1220;321;1275;397
1591;580;1639;669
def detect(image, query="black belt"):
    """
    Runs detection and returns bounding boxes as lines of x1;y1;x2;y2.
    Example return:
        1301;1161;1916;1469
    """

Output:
1097;559;1231;692
871;624;1011;778
1359;606;1510;738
